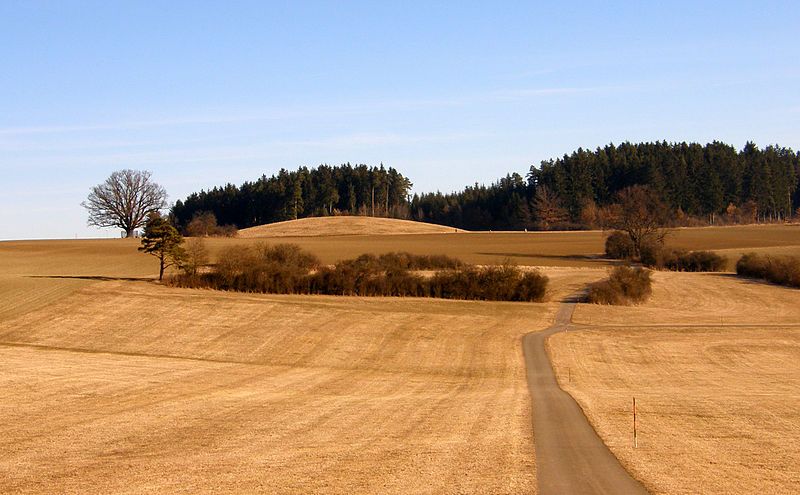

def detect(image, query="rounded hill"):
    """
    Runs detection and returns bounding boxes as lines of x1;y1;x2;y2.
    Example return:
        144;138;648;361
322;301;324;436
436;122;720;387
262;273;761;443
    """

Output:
237;216;464;238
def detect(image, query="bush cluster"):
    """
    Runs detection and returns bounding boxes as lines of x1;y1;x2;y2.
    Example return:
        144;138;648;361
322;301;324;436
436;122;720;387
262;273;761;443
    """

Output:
370;252;465;270
170;245;548;302
178;244;321;294
604;231;636;260
185;211;238;237
641;245;727;272
587;266;653;305
736;253;800;288
428;264;548;302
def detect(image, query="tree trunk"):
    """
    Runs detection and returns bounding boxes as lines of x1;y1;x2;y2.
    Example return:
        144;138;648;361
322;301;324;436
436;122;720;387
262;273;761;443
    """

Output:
125;227;135;238
159;256;165;281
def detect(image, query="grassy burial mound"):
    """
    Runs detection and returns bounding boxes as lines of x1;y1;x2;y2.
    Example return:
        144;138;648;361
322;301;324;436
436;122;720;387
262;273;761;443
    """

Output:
170;244;549;302
237;216;465;238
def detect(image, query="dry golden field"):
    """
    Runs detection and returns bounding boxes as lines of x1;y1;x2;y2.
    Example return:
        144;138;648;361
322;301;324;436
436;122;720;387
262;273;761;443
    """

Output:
572;271;800;326
549;272;800;494
217;222;799;267
0;283;553;494
0;237;564;494
1;222;799;493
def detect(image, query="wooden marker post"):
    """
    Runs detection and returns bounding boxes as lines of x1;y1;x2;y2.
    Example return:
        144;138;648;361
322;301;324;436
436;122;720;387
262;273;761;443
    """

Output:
633;397;638;448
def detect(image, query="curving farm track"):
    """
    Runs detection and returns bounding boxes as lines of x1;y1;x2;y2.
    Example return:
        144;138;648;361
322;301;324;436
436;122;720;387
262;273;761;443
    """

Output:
524;303;648;494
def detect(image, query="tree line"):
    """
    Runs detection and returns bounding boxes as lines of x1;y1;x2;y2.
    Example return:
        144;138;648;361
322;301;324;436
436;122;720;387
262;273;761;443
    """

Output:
172;164;413;230
411;141;800;230
167;141;799;232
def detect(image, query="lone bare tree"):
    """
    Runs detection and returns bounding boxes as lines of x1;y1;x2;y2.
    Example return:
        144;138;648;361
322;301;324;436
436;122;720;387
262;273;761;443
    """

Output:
608;185;670;257
82;169;167;237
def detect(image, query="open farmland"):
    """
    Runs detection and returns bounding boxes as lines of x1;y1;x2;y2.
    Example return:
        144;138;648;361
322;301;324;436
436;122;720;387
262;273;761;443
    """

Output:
0;237;561;494
572;270;800;326
1;222;800;493
549;272;800;494
227;222;800;267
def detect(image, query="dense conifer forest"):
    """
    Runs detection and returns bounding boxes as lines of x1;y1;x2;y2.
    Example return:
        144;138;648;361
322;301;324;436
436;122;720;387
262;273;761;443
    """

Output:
172;164;412;229
172;142;800;231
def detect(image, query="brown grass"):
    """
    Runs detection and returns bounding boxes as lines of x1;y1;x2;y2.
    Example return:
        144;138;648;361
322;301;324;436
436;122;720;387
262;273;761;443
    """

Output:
2;224;799;493
0;239;156;323
0;235;565;493
231;223;800;267
238;216;466;237
549;271;800;494
549;326;800;495
573;271;800;326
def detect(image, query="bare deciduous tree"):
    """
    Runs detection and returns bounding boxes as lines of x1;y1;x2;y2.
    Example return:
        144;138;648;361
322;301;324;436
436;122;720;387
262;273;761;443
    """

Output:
531;185;568;230
82;169;167;237
608;185;670;257
182;238;209;276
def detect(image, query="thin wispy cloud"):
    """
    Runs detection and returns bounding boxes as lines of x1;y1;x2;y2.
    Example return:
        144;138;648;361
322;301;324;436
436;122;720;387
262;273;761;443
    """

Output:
3;131;494;168
0;87;610;137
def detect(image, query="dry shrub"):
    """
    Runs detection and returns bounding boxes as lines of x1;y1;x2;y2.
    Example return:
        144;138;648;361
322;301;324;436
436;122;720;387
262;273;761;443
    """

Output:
587;266;653;305
736;253;800;288
642;246;727;272
605;231;636;260
185;211;238;237
429;264;548;302
514;271;550;302
216;224;239;237
169;245;547;302
256;243;320;270
376;252;464;270
182;238;209;276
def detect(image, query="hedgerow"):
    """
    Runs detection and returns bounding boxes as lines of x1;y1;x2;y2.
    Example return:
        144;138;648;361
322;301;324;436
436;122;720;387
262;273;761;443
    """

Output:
169;245;548;302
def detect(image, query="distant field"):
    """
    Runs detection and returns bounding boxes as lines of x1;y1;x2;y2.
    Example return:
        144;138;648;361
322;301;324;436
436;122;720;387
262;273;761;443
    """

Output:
2;224;797;274
549;272;800;494
0;239;155;323
223;223;800;267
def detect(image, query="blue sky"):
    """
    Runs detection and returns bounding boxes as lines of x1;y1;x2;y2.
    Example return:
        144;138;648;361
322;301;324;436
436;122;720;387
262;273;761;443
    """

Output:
1;1;798;239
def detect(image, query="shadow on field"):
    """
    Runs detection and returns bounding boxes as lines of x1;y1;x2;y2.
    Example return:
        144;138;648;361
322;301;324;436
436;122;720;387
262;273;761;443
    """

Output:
27;275;154;282
560;290;588;303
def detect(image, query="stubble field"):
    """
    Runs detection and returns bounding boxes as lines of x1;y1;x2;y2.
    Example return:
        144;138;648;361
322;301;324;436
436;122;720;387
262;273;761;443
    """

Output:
549;271;800;494
0;235;561;494
1;221;799;493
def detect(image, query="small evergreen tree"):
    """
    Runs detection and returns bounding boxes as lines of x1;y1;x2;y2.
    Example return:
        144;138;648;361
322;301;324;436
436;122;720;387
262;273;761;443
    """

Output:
139;213;186;281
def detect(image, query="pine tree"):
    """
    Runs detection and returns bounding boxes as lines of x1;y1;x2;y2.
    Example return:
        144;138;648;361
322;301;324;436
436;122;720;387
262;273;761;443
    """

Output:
139;213;186;281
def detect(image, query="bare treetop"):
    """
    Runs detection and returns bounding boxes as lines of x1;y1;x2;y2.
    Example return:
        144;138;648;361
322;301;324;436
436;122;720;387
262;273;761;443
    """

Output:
82;169;167;238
